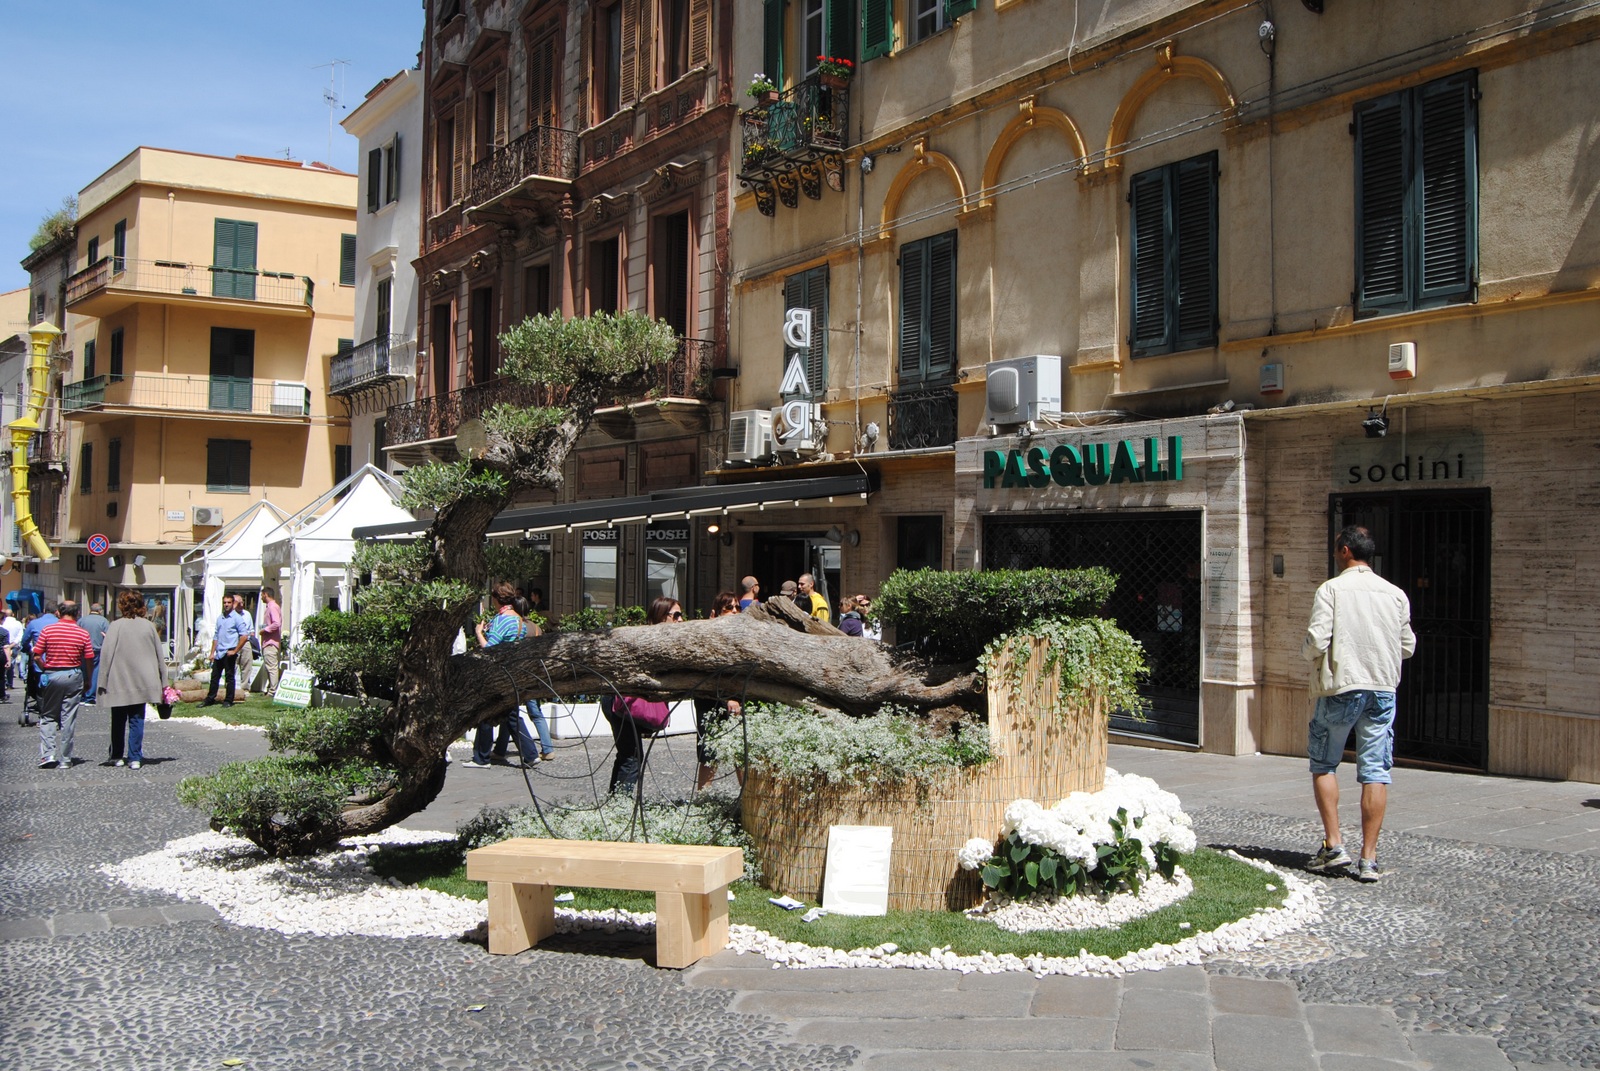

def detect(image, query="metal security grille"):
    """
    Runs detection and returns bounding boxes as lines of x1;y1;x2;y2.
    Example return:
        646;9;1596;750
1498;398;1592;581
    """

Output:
983;511;1203;744
1330;490;1489;770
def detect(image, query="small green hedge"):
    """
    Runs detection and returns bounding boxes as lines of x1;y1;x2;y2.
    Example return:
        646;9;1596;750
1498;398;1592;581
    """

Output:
177;755;394;856
877;567;1118;661
296;609;410;698
264;701;389;762
553;605;647;632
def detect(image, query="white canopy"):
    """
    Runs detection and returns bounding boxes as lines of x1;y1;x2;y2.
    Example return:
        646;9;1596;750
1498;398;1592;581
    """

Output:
180;500;289;647
260;466;414;647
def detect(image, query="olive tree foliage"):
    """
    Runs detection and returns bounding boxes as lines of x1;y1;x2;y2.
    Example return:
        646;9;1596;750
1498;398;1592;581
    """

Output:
180;311;682;854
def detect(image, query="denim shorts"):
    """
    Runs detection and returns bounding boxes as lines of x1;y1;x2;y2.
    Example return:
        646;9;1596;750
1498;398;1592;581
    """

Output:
1308;690;1396;784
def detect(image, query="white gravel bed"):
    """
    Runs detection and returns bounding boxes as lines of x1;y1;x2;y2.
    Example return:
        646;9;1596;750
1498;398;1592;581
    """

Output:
967;869;1194;933
104;834;1316;976
169;715;266;732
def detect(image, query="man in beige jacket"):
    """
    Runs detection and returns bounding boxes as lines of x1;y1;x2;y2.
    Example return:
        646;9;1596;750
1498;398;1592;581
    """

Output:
1302;525;1416;882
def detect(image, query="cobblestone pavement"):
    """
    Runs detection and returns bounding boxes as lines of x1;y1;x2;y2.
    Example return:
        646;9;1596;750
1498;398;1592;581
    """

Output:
2;703;1595;1070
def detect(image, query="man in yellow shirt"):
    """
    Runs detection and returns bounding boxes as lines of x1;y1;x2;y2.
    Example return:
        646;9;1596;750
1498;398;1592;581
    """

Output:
796;573;830;624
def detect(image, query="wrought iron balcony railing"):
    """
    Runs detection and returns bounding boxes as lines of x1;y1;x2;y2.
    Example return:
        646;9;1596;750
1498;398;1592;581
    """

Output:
330;335;416;395
65;257;314;310
62;373;311;418
738;76;851;183
465;126;581;207
887;383;959;451
386;337;719;447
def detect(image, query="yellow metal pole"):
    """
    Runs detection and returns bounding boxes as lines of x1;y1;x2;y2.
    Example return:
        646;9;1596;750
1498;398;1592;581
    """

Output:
9;322;58;562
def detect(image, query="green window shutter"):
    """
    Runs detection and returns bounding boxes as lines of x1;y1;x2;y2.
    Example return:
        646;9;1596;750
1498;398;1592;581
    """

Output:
367;147;382;212
782;273;808;396
87;237;99;266
1416;70;1476;306
1353;92;1410;316
340;234;357;286
1173;153;1218;350
784;266;829;396
862;0;894;59
898;240;927;381
83;339;97;380
390;134;401;201
80;443;92;494
109;329;124;380
925;231;957;381
1129;167;1171;355
112;220;127;269
764;0;786;87
826;0;856;61
945;0;977;19
213;219;258;299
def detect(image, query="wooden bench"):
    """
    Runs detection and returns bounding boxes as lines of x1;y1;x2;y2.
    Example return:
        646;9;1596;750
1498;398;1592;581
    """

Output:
465;838;744;969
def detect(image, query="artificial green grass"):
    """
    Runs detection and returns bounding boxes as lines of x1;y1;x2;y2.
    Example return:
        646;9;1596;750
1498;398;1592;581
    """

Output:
172;691;289;728
368;842;1285;960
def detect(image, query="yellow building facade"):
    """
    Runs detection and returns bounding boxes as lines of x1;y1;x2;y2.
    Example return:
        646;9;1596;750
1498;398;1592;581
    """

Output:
728;1;1600;779
59;148;356;651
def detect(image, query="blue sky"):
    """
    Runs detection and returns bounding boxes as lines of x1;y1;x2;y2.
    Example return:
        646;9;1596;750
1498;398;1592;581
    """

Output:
0;1;425;294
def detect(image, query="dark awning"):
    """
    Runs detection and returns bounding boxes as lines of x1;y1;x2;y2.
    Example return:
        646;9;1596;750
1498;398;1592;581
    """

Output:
351;472;876;541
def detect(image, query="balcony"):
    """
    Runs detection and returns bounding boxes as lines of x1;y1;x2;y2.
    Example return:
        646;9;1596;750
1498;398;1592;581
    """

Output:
738;76;851;216
61;373;312;423
887;384;959;451
330;335;416;396
465;126;580;213
65;257;315;318
385;337;719;456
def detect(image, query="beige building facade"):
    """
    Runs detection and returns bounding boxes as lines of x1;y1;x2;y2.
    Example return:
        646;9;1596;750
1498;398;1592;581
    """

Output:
728;1;1600;779
59;148;356;651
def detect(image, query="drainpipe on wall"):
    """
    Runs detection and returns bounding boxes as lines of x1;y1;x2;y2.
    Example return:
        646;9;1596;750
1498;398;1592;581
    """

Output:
8;322;59;562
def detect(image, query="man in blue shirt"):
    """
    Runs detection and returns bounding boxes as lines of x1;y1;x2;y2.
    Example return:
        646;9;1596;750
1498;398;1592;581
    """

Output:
19;603;59;727
201;595;251;708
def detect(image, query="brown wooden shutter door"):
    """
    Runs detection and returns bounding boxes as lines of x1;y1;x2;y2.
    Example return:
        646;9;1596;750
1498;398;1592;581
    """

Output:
451;102;466;204
494;70;509;148
688;0;711;67
619;0;640;108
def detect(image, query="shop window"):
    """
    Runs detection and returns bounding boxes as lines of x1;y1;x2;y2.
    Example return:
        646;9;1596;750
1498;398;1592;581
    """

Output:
783;264;827;398
1129;152;1217;357
645;524;690;605
897;230;956;385
206;439;251;493
1354;70;1477;318
581;538;620;610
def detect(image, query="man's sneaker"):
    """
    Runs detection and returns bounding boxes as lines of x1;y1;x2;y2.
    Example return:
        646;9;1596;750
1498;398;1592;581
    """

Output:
1354;858;1382;882
460;759;492;770
1308;842;1352;872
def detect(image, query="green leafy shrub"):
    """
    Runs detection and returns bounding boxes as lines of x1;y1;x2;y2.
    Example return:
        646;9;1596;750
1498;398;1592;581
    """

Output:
177;756;394;856
458;791;760;882
296;609;411;699
713;704;992;788
553;604;647;632
264;702;389;762
877;567;1118;661
979;616;1149;720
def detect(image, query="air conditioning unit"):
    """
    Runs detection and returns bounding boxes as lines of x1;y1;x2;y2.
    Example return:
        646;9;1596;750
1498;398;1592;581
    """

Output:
271;380;310;416
727;409;773;463
983;355;1062;429
771;402;824;454
192;506;224;527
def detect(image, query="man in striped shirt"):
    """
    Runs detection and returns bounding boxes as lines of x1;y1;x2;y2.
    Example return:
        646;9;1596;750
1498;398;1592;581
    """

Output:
33;601;96;770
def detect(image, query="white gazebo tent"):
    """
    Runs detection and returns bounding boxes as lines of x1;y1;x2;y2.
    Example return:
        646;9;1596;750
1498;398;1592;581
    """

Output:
180;500;290;654
260;465;414;653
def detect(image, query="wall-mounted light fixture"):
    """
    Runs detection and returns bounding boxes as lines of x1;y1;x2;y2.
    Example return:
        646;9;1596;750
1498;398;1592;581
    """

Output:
1362;404;1389;438
133;554;147;568
105;555;119;568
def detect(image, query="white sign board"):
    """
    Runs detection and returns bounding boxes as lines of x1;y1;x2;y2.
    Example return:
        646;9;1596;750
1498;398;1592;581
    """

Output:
273;668;315;708
821;825;893;916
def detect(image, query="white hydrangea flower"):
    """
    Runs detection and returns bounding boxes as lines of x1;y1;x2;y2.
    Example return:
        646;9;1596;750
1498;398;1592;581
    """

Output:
957;838;995;870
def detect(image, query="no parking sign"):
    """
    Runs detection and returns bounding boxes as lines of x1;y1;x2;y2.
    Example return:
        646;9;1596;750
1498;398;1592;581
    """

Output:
87;534;109;556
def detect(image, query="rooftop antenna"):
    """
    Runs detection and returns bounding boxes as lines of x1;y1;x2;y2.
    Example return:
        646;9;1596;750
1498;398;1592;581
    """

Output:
312;59;351;161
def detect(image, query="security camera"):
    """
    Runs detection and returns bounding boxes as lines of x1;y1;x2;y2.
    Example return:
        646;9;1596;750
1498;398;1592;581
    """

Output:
1258;19;1275;41
860;155;874;174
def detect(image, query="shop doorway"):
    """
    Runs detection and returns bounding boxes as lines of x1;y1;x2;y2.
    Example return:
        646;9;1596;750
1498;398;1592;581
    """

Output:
1330;490;1490;770
752;533;839;614
983;512;1202;745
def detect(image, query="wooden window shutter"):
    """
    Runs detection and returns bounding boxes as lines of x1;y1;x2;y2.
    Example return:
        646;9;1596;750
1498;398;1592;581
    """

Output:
1353;92;1409;316
763;0;786;87
451;102;466;204
1173;153;1217;350
619;0;641;108
390;134;401;200
826;0;855;62
862;0;894;60
493;70;509;148
635;0;653;99
925;231;957;381
340;234;358;287
1417;70;1476;305
367;147;382;212
897;240;927;380
1128;168;1171;354
688;0;712;67
807;267;828;396
530;33;557;128
945;0;977;19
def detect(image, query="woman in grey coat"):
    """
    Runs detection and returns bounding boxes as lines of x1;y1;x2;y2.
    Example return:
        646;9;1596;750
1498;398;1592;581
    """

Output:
98;590;170;769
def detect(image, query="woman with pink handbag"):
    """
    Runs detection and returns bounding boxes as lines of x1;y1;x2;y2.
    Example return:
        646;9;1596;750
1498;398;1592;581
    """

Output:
97;590;171;770
603;596;681;795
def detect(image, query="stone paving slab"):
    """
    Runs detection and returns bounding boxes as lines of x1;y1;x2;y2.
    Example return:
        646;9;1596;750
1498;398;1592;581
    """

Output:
860;1051;1217;1071
790;1014;1117;1051
732;987;1034;1021
1029;975;1122;1018
1208;974;1304;1017
1211;1012;1317;1071
1304;1003;1416;1060
1112;990;1212;1051
1406;1032;1518;1069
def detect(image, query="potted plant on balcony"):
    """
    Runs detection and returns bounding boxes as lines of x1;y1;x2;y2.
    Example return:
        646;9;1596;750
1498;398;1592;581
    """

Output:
747;73;779;105
816;56;853;89
743;141;774;170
